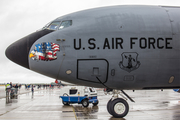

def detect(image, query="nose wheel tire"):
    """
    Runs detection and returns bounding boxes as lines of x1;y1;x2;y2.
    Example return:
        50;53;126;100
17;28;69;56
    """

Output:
107;98;129;118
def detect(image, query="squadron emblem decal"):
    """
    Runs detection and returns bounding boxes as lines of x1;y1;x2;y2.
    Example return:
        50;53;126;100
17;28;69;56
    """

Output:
29;42;60;61
119;52;140;72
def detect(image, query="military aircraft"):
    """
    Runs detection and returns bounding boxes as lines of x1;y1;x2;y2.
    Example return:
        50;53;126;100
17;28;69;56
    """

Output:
5;5;180;118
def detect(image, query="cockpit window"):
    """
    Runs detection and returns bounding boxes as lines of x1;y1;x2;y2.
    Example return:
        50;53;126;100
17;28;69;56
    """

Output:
42;20;72;31
42;22;51;30
59;20;72;29
47;21;60;30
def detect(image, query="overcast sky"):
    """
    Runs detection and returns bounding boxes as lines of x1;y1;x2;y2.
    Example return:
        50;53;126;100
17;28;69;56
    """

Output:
1;0;180;84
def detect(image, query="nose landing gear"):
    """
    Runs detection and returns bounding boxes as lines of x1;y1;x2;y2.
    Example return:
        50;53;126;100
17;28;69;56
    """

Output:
106;90;134;118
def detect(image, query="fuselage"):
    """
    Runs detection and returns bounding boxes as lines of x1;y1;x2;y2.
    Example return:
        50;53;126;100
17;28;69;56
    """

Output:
6;5;180;90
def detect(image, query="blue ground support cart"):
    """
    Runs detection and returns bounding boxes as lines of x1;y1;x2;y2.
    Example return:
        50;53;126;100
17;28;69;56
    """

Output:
60;86;98;107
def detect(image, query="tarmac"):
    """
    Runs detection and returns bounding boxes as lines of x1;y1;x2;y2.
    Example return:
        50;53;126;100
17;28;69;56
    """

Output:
0;86;180;120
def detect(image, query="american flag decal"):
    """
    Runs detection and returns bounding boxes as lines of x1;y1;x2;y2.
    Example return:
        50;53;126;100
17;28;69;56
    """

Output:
29;42;60;61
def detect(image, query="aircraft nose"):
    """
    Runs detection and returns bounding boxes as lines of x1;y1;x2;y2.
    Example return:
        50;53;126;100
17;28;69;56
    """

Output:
5;29;54;69
5;36;30;69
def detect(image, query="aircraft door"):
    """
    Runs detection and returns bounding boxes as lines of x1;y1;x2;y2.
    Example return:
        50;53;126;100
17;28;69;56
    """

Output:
77;59;109;83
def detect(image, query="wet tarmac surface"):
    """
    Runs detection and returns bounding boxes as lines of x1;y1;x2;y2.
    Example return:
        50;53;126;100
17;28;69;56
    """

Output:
0;87;180;120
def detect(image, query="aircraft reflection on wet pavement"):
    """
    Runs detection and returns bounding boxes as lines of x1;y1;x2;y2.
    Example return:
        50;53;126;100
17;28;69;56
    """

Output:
5;5;180;118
